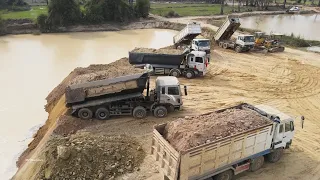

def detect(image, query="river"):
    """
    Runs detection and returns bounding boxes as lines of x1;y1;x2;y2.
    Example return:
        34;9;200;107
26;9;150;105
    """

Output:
240;14;320;41
0;29;176;179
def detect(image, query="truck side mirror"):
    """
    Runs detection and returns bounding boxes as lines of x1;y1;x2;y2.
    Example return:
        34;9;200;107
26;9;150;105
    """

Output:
301;116;305;129
184;85;188;96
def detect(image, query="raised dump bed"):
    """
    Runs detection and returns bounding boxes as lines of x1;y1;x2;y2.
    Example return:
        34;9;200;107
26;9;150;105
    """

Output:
173;22;202;45
151;103;295;180
65;72;149;105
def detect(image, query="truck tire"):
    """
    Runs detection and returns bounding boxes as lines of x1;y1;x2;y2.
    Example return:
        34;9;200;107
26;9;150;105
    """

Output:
95;108;110;120
250;156;264;172
170;69;181;77
219;42;224;48
78;108;93;120
267;148;284;163
133;106;147;119
223;43;228;49
213;170;233;180
154;106;168;118
235;46;242;53
185;70;194;79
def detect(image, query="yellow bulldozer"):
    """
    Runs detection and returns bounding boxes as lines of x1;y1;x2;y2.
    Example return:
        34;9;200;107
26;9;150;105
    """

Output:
254;32;285;53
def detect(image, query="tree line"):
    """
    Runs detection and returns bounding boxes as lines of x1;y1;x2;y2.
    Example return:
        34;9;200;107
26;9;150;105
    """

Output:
37;0;150;31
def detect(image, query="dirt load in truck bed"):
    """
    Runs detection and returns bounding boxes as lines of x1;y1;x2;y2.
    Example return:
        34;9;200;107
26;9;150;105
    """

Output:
164;108;271;151
131;47;183;55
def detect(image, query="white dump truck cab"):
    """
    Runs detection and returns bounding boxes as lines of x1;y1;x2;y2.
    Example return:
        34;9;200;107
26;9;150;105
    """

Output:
155;76;185;110
183;50;208;78
235;34;255;52
191;38;211;62
255;105;295;149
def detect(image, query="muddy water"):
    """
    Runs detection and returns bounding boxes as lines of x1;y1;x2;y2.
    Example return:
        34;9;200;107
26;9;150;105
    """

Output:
240;14;320;41
0;29;176;179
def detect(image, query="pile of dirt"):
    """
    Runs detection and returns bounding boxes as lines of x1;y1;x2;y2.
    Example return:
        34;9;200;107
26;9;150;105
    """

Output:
40;132;145;180
45;58;144;112
164;108;271;151
131;47;183;55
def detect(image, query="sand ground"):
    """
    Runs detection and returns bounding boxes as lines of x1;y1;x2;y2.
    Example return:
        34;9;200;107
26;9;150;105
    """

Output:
12;17;320;180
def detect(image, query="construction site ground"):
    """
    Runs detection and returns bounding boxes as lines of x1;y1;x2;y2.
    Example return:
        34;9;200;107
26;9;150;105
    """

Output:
13;45;320;180
12;16;320;180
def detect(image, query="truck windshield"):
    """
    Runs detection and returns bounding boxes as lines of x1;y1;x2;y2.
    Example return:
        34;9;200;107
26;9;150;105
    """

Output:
244;36;255;42
198;41;210;47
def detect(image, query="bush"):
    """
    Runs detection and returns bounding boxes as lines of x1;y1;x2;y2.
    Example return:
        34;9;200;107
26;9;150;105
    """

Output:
37;14;49;31
47;0;82;27
135;0;150;18
165;10;179;18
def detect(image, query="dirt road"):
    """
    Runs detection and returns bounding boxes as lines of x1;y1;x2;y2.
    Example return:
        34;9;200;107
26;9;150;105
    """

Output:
13;17;320;180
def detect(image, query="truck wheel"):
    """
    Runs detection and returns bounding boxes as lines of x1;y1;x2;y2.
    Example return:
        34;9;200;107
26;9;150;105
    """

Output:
213;170;233;180
267;148;284;163
219;42;224;47
250;156;264;172
154;106;168;118
223;43;228;49
185;71;194;79
95;108;110;120
170;69;181;77
133;106;147;119
235;46;242;53
78;108;93;120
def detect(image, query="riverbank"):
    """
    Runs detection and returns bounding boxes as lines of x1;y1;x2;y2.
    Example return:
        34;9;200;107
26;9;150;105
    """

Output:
0;18;186;36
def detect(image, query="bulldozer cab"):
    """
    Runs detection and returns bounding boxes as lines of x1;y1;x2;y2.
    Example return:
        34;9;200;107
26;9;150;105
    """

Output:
270;33;284;46
254;32;266;45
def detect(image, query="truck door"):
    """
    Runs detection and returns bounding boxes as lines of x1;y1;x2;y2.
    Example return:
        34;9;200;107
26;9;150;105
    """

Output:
283;121;295;145
195;57;206;74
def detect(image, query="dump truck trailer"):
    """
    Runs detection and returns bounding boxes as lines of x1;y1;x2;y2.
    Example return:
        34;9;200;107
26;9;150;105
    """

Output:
173;23;211;61
65;72;187;120
214;16;255;53
128;48;208;79
173;22;202;46
151;103;298;180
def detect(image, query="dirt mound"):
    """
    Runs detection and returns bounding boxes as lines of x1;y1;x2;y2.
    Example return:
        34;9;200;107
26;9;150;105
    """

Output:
53;115;104;137
131;47;183;55
45;58;143;112
40;132;145;180
164;108;271;151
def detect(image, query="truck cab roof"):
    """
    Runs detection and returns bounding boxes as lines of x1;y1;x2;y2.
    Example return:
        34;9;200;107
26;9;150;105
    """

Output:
156;76;180;86
255;104;293;123
190;50;207;57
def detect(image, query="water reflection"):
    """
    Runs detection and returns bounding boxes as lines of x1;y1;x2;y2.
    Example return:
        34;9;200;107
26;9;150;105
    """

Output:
240;14;320;40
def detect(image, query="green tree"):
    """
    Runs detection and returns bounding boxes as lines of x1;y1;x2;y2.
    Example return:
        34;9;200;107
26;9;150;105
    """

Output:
47;0;81;27
84;0;135;23
220;0;224;14
0;14;5;35
135;0;150;18
37;14;49;31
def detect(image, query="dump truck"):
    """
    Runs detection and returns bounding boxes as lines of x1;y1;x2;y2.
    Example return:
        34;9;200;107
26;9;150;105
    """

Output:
173;23;211;62
65;72;187;120
128;48;208;79
151;103;301;180
173;22;202;46
214;16;255;53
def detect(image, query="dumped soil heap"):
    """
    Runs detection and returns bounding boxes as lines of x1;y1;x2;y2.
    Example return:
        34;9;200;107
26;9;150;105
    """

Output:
131;47;183;55
40;132;145;180
164;108;271;151
45;58;144;112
